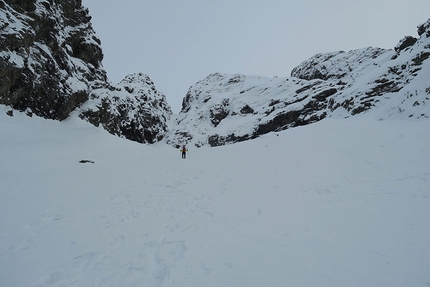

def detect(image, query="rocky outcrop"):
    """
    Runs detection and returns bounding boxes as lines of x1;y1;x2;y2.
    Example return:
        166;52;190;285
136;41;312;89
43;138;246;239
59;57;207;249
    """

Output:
418;19;430;37
0;0;106;120
80;73;172;144
395;36;418;53
290;48;390;81
0;0;172;144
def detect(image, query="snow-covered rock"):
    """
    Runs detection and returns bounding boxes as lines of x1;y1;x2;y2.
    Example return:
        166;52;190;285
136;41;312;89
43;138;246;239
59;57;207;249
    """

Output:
0;0;172;144
0;0;106;120
166;18;430;147
165;73;333;147
80;73;172;144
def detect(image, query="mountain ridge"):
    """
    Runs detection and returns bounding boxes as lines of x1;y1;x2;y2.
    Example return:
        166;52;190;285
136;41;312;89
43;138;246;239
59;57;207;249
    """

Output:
1;1;429;147
165;24;430;146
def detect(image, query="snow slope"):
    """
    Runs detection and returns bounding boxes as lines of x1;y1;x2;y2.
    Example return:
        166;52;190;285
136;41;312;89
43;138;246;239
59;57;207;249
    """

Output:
1;106;429;287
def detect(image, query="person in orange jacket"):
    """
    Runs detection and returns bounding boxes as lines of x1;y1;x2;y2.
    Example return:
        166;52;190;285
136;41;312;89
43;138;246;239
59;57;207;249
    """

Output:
180;145;188;159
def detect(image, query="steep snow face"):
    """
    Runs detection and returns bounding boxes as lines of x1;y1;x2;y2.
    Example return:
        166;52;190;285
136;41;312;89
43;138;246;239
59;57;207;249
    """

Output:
166;19;430;147
80;73;172;144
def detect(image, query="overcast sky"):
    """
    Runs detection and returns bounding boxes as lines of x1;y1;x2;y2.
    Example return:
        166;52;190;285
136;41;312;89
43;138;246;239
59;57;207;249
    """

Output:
82;0;429;113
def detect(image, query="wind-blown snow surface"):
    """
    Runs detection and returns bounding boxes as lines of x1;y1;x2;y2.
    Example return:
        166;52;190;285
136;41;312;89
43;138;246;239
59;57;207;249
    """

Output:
1;106;430;287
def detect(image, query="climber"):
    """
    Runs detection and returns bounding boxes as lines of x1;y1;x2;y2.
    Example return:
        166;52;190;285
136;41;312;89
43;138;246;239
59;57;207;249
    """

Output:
180;145;188;159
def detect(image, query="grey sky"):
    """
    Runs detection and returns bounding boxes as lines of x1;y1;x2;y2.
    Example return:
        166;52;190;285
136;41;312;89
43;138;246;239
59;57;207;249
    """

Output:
82;0;429;113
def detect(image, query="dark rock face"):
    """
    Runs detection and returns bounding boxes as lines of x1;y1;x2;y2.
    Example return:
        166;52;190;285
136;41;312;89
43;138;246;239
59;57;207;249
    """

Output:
0;0;106;120
240;104;254;115
395;36;418;53
1;0;172;144
210;99;229;127
417;19;430;37
208;133;251;147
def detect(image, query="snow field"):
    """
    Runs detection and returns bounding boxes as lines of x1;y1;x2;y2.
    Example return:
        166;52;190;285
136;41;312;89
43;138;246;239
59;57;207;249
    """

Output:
1;107;429;287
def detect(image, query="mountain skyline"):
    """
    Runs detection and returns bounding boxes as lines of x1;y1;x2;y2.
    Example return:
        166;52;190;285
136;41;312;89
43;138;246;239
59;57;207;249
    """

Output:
82;0;430;112
1;1;429;147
